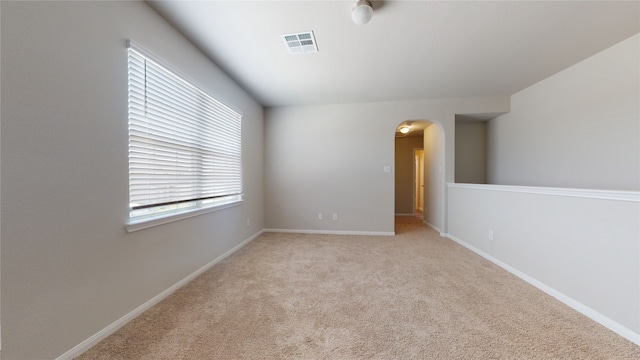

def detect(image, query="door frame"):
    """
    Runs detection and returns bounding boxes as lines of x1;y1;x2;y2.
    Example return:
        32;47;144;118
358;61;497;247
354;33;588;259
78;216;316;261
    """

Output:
413;148;424;213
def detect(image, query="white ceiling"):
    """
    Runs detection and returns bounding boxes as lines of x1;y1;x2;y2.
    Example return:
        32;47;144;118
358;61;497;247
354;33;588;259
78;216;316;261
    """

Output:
148;1;639;108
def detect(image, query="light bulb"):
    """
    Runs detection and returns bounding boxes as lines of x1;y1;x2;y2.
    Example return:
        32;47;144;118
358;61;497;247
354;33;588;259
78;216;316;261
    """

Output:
352;0;373;25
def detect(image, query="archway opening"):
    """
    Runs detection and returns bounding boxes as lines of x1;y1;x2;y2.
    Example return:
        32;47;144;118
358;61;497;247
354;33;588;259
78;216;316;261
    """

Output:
393;120;446;234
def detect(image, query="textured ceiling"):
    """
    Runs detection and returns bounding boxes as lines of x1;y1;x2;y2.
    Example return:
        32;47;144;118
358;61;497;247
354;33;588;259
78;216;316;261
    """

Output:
148;1;639;108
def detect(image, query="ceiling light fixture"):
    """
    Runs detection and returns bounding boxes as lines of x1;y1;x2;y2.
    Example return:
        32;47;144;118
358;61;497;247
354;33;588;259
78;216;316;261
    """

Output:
352;0;373;25
399;126;410;134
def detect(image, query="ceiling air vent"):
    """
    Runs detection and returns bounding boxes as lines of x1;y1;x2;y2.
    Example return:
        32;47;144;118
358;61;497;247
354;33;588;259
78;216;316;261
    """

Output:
282;31;318;54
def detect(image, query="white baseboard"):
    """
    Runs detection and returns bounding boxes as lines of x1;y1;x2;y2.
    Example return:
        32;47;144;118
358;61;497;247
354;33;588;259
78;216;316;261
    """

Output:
55;229;265;360
264;228;395;236
423;220;445;237
445;233;640;346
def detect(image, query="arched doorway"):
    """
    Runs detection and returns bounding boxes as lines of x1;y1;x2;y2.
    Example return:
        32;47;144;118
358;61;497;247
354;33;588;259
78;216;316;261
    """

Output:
394;120;446;234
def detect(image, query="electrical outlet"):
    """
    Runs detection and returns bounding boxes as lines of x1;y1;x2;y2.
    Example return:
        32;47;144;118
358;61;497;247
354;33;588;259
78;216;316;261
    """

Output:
488;230;494;241
332;213;338;221
318;213;323;220
246;218;251;227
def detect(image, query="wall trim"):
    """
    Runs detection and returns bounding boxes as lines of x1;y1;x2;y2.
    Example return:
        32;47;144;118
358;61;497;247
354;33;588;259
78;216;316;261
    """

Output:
447;183;640;202
264;228;395;236
395;213;415;216
445;232;640;346
423;220;446;237
126;200;242;233
55;229;265;360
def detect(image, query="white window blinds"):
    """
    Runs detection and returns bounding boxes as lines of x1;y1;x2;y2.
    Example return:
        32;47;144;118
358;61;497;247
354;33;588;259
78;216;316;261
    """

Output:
127;41;242;220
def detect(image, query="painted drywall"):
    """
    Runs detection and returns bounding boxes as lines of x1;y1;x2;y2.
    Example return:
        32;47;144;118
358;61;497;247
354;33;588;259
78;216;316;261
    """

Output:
447;184;639;341
264;97;509;234
1;1;264;359
394;136;424;215
455;120;487;184
423;124;445;232
448;33;640;344
487;34;640;191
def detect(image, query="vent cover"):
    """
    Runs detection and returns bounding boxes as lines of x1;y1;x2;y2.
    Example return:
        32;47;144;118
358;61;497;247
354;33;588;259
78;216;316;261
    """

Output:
282;31;318;54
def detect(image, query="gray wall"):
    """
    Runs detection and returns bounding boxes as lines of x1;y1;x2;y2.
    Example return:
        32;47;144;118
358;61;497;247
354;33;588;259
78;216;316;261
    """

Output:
448;185;639;341
423;123;444;231
1;1;264;359
449;33;640;343
455;120;487;184
394;136;424;215
264;97;509;235
487;34;639;191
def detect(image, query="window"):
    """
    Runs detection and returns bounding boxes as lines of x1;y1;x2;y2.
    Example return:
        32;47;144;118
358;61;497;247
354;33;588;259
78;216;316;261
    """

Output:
127;40;242;226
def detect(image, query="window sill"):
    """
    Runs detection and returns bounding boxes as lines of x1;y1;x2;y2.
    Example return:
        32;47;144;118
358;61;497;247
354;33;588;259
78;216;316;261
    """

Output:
126;200;242;233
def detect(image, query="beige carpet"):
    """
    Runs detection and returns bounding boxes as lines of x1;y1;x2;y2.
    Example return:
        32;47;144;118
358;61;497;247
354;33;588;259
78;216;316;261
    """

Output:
78;216;639;359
